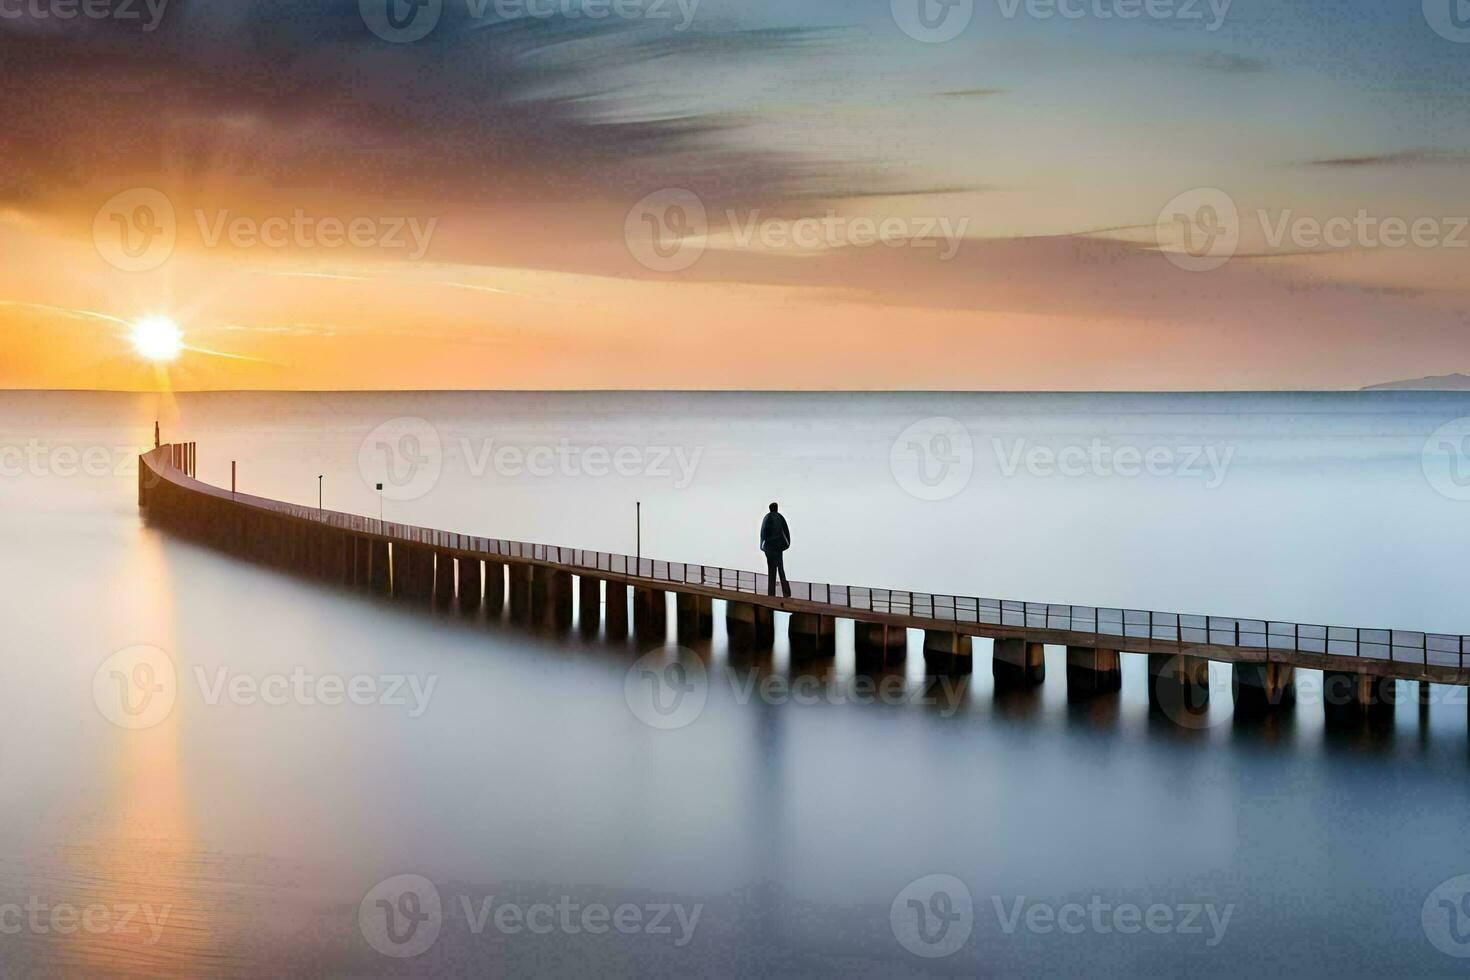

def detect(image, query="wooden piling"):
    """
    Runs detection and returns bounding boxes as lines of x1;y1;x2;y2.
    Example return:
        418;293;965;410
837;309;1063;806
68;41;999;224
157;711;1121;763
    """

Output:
1232;661;1296;713
676;593;715;643
1066;646;1122;698
605;581;629;640
854;621;903;671
434;551;455;606
790;613;836;660
457;557;483;611
634;587;666;642
726;601;774;650
994;638;1046;686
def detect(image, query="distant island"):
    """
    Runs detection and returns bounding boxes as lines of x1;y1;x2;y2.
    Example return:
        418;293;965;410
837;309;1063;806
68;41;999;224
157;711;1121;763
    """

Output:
1363;373;1470;391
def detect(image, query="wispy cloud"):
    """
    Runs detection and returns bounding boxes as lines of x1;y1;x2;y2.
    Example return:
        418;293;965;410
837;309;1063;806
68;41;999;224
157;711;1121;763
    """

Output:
1304;148;1470;168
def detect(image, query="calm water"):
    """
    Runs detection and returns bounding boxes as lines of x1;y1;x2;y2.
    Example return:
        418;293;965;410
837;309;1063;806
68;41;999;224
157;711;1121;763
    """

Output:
3;389;1470;977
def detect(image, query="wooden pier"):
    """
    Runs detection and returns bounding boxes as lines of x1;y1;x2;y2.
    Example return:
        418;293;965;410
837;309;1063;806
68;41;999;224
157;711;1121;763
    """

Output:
138;444;1470;718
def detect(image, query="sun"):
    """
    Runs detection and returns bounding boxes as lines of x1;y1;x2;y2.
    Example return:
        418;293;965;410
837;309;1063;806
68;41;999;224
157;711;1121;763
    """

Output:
129;316;183;362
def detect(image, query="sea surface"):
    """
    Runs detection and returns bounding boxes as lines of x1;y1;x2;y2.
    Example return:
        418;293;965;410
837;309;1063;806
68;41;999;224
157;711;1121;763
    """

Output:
3;389;1470;976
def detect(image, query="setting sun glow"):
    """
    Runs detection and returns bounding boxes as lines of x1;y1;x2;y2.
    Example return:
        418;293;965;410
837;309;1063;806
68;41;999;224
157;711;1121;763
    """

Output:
129;316;183;363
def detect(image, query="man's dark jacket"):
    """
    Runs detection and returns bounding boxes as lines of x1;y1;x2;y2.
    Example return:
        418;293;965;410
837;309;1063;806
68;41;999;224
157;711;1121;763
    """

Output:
760;512;790;554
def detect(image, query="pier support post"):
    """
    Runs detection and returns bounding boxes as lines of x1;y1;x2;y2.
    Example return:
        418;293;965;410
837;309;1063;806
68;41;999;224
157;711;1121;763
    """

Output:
726;601;774;650
676;593;715;643
353;536;371;588
457;557;483;612
1148;653;1209;711
531;567;572;630
789;613;836;661
854;621;904;671
369;540;390;594
634;588;667;642
484;561;505;614
393;544;434;601
1323;671;1397;719
579;576;602;634
1231;661;1296;713
923;631;972;674
1066;646;1122;698
547;570;573;630
605;582;629;640
994;638;1046;686
507;563;532;621
434;552;455;606
531;566;551;620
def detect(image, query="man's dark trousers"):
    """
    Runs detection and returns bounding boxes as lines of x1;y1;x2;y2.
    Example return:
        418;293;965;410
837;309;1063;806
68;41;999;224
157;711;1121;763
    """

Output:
766;551;790;597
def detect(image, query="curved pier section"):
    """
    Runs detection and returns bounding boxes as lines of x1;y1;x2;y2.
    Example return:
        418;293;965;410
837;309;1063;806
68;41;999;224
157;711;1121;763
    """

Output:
139;444;1470;720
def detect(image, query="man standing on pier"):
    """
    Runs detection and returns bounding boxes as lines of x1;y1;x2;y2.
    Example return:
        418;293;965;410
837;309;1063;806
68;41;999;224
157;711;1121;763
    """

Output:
760;502;792;597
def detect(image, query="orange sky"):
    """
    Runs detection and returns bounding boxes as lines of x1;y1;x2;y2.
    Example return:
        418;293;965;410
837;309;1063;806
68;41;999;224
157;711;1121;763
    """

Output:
4;1;1469;390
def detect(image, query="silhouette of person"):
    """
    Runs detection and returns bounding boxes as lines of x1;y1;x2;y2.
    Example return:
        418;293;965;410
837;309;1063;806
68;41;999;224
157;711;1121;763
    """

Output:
760;502;791;597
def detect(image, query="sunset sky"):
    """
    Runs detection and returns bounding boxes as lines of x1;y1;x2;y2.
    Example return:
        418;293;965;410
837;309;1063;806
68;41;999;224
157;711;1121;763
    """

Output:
3;0;1468;390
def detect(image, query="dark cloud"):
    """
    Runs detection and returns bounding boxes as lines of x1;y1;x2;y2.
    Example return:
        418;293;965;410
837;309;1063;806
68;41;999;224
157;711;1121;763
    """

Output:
1304;148;1470;168
0;3;863;216
934;88;1007;99
1193;52;1270;74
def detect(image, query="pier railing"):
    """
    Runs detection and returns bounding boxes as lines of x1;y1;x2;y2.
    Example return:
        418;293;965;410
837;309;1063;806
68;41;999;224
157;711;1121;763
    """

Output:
143;445;1468;672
